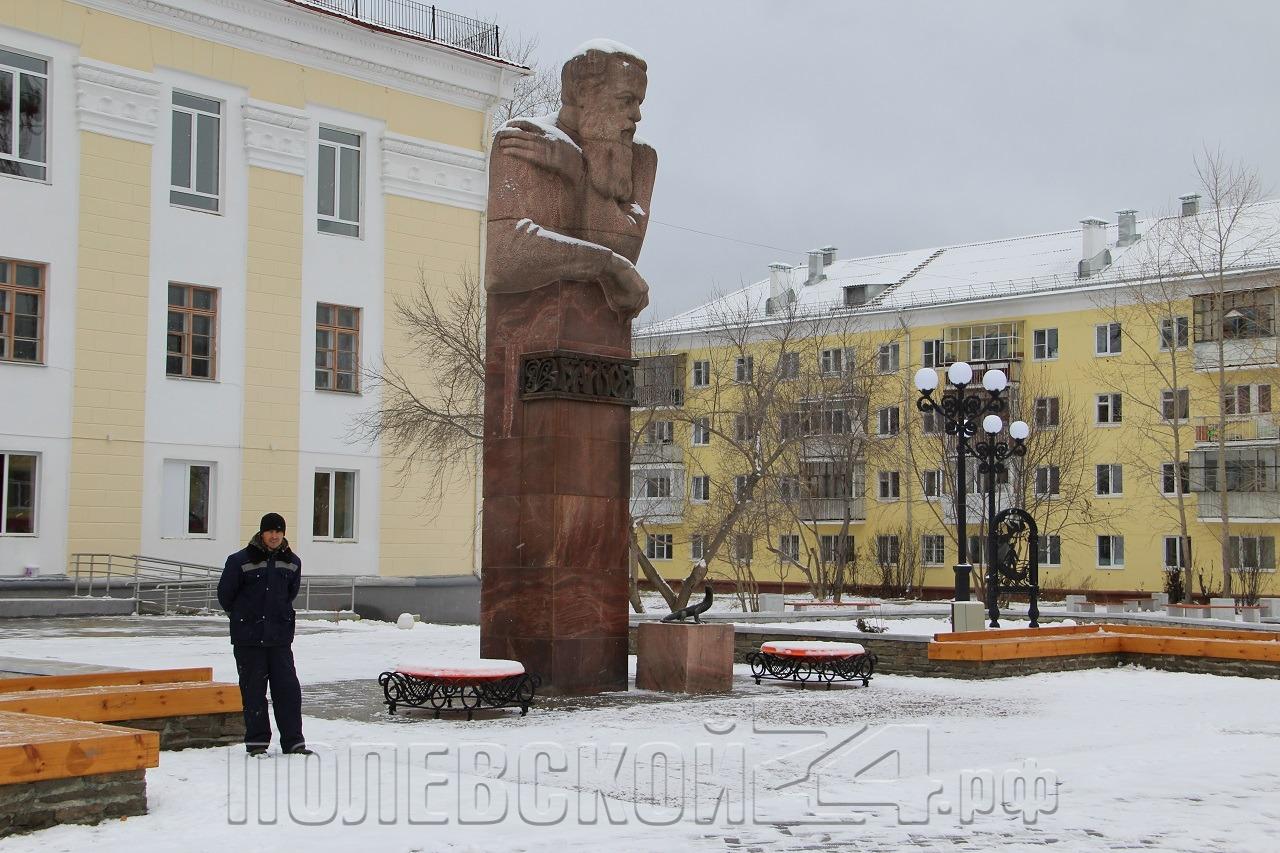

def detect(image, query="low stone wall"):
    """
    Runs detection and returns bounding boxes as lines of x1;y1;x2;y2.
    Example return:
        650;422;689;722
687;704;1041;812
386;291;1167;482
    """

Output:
0;770;146;838
115;712;244;750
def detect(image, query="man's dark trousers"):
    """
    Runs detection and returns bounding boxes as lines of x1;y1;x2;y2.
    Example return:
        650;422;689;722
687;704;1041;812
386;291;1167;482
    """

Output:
233;644;303;752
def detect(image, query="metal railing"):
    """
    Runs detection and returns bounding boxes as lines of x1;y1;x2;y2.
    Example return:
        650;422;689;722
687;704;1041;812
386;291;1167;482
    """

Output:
292;0;502;59
1194;415;1280;444
69;553;357;616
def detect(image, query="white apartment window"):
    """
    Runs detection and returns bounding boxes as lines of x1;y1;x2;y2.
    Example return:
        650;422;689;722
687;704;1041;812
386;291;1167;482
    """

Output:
922;338;943;368
820;347;853;377
646;533;673;560
922;534;945;565
922;469;943;499
0;47;48;181
877;406;900;437
776;476;799;502
1164;536;1187;570
1162;462;1190;496
921;409;943;435
646;420;674;445
691;418;710;446
313;469;358;540
643;474;672;498
732;534;753;562
968;536;985;566
1038;535;1062;566
820;534;853;564
166;284;218;379
1161;388;1190;421
779;534;801;563
733;415;758;442
733;475;752;503
734;356;753;383
1033;396;1060;428
690;475;710;502
1032;328;1059;360
1229;536;1275;571
1095;322;1122;355
0;258;44;363
876;534;900;566
1097;535;1124;568
691;359;711;387
778;351;799;380
162;460;214;537
1035;465;1060;497
0;452;36;534
690;534;705;562
878;470;900;500
315;303;360;392
318;126;362;237
877;343;899;373
170;91;221;212
1224;384;1272;415
1096;393;1122;424
1160;316;1189;350
1096;464;1123;496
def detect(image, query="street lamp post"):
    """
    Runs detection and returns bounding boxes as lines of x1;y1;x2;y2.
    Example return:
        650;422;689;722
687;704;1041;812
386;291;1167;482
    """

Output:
974;415;1030;627
913;362;1014;608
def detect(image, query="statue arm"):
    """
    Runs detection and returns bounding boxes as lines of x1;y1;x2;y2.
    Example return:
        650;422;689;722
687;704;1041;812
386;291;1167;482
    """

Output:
485;217;616;295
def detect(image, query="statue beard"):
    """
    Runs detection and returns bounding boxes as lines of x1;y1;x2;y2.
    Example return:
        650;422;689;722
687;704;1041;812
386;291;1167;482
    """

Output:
581;137;634;203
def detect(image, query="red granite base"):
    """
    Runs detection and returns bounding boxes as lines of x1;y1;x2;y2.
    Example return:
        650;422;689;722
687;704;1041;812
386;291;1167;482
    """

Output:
635;622;735;694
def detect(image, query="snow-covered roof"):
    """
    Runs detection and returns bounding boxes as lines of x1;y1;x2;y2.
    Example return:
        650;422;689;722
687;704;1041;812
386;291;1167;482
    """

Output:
639;200;1280;337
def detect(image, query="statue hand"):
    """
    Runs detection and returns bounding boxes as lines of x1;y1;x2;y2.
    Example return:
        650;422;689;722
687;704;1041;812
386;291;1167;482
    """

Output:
494;120;584;182
602;253;650;321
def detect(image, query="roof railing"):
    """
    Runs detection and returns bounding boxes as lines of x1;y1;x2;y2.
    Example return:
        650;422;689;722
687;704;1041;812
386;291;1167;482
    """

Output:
290;0;502;60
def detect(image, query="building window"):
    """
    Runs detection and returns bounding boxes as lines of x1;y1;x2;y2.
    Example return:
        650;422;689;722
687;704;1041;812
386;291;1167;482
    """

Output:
922;469;943;499
876;534;900;566
733;415;758;442
1095;322;1122;356
691;417;710;446
820;534;853;564
1097;534;1124;568
734;355;753;383
690;475;710;503
921;409;943;435
732;534;752;562
690;534;705;562
170;91;221;212
1229;536;1275;571
162;460;213;537
922;338;943;368
1035;465;1060;498
1038;535;1062;566
1194;289;1275;342
646;533;673;561
1096;464;1123;496
643;474;672;498
0;452;36;534
1164;536;1187;570
733;475;752;503
967;536;985;566
1160;316;1189;350
1224;384;1271;415
1161;388;1189;421
0;258;44;363
1032;328;1059;360
877;470;900;500
778;534;801;563
0;47;48;181
313;469;357;540
1096;393;1122;424
317;126;362;237
1162;462;1190;496
1033;396;1060;428
691;359;711;387
166;284;217;379
877;406;900;437
844;285;868;307
315;303;360;393
777;351;799;380
877;343;899;373
922;534;945;565
645;420;674;445
820;347;848;377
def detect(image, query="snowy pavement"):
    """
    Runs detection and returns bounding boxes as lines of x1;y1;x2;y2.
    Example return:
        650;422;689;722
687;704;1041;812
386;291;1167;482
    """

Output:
3;616;1279;852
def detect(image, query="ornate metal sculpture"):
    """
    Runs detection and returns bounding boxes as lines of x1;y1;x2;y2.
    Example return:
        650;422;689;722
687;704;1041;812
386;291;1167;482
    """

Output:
987;507;1040;628
661;585;713;623
519;350;637;405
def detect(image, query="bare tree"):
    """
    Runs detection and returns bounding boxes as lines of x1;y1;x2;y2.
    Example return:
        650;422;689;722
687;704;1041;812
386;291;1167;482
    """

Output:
487;28;561;132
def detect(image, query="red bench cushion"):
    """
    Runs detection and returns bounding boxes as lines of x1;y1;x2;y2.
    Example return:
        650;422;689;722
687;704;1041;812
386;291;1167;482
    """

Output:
396;660;526;682
760;641;866;658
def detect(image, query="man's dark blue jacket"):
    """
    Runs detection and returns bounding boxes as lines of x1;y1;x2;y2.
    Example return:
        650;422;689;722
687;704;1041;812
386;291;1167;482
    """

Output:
218;534;302;646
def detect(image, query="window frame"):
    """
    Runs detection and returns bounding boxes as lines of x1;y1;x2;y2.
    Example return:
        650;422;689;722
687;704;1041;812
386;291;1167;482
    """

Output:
1163;536;1187;571
645;533;673;561
1161;388;1190;422
1096;392;1122;425
315;302;361;394
312;468;359;541
778;533;801;563
691;417;711;446
877;469;900;500
734;355;753;383
0;451;38;535
922;338;943;369
1095;463;1123;497
0;257;45;364
1037;534;1062;566
1159;315;1189;351
690;474;710;503
1035;464;1061;498
876;534;900;566
169;90;223;213
1228;535;1276;572
317;125;363;238
1033;396;1060;429
1095;322;1122;356
1032;328;1059;361
921;534;946;565
1097;534;1125;568
691;359;711;388
876;406;900;437
166;283;219;381
877;342;899;374
0;46;50;182
690;534;705;562
922;468;943;499
777;351;799;381
1162;461;1191;496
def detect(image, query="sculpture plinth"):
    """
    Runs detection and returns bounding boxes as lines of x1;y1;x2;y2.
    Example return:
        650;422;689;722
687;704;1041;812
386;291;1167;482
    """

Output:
635;622;735;694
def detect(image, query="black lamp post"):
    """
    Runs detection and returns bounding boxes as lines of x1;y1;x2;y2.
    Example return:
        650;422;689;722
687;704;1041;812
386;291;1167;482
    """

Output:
913;362;1014;608
974;414;1030;627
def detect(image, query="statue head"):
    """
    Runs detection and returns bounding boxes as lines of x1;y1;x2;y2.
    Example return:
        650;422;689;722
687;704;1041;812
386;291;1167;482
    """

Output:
560;42;648;202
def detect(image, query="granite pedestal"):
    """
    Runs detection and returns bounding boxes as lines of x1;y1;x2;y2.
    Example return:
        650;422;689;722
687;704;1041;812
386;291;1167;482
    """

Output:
635;622;734;694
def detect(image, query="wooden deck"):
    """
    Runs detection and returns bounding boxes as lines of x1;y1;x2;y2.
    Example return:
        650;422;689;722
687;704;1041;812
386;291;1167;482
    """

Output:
0;680;241;722
0;667;213;694
0;711;159;784
928;623;1280;663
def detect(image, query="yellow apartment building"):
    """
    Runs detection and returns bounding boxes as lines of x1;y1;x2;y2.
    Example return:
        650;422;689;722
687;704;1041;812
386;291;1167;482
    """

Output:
633;199;1280;600
0;0;523;611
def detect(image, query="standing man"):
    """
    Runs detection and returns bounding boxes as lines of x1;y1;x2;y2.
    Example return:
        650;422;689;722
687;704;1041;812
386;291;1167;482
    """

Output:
218;512;310;756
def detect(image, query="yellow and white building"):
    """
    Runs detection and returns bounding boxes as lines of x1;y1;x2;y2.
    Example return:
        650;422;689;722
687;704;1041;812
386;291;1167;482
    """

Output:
634;199;1280;597
0;0;523;580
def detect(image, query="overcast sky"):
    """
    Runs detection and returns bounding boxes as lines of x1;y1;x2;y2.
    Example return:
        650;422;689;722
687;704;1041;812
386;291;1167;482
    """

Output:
477;0;1280;321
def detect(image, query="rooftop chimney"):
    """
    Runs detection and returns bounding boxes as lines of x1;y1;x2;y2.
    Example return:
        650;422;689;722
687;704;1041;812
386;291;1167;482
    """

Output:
820;245;837;266
1116;209;1139;247
1180;194;1201;217
806;250;825;285
1078;217;1111;278
766;262;795;314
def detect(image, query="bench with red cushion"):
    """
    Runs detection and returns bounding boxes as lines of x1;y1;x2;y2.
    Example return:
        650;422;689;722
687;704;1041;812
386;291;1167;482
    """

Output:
746;640;876;688
378;659;539;719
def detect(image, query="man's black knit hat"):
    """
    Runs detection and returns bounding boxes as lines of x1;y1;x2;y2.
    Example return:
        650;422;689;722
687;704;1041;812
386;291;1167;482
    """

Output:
259;512;287;534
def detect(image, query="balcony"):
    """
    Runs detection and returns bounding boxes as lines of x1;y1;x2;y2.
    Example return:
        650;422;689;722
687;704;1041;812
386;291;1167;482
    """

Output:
293;1;504;59
632;442;683;464
793;497;865;523
1193;337;1279;371
942;490;1013;525
630;497;684;523
635;385;685;408
1194;491;1280;522
1193;416;1280;445
635;354;686;409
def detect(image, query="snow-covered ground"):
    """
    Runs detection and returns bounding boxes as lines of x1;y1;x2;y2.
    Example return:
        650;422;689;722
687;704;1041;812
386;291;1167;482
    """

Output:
5;616;1279;852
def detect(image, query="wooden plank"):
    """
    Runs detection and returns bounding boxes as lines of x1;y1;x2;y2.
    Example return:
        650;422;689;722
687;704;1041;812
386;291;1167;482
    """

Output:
0;682;242;721
933;624;1102;643
1119;636;1280;661
0;711;159;784
0;667;213;694
928;634;1120;661
1105;624;1280;643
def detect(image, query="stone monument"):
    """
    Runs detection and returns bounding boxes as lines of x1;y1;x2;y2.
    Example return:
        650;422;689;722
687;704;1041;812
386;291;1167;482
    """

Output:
480;40;656;695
